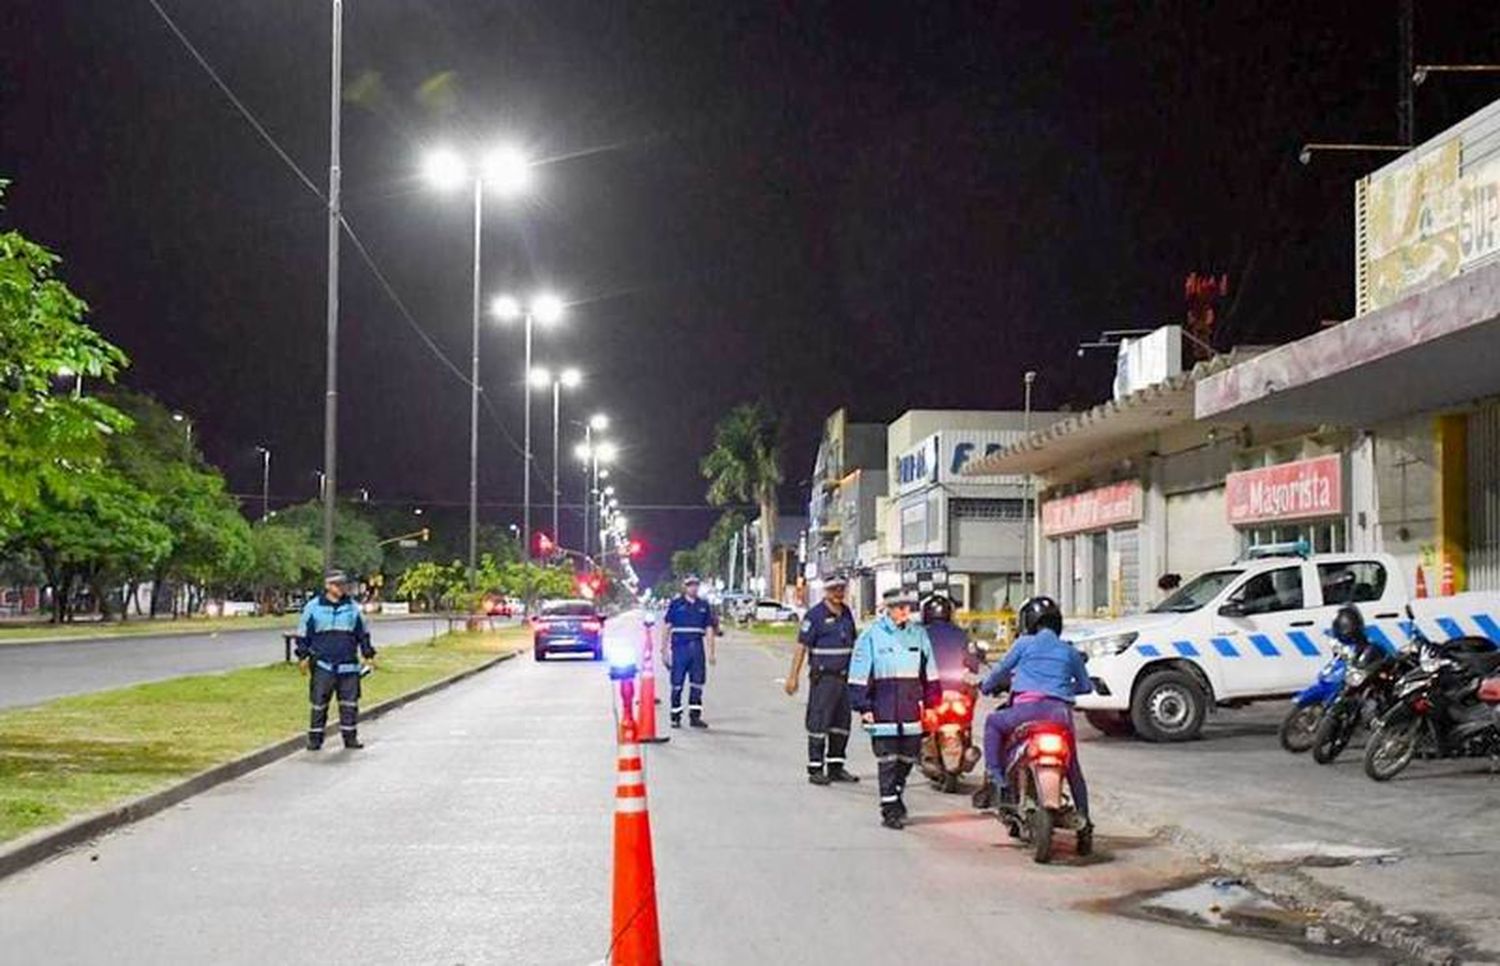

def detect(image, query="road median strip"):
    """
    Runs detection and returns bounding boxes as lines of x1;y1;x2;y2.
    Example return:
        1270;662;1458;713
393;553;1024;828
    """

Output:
0;628;523;879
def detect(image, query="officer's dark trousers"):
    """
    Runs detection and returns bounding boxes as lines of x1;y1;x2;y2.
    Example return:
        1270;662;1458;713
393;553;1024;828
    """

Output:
872;734;922;817
309;667;361;747
669;638;706;722
805;670;850;775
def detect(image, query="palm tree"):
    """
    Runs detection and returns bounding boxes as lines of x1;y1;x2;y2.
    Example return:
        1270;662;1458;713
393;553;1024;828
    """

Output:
701;403;783;592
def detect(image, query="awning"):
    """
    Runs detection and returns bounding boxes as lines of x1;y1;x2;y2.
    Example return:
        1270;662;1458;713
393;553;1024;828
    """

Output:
1196;260;1500;425
961;351;1260;477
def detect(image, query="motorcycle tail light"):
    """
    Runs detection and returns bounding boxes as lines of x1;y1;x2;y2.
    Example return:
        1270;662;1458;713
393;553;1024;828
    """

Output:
1033;732;1067;756
1413;697;1432;714
951;699;968;717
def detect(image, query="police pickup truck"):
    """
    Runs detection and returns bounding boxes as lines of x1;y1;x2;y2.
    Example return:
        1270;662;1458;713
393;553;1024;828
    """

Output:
1070;547;1500;742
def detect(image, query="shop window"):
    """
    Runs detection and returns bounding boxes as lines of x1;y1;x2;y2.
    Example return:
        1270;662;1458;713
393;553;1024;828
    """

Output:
1317;561;1387;605
1231;566;1305;615
1241;521;1347;556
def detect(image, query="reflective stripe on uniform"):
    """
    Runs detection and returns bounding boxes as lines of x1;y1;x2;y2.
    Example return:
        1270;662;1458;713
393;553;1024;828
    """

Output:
809;647;852;656
671;628;707;636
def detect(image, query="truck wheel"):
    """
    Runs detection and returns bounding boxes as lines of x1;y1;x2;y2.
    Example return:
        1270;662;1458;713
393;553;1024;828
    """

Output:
1084;711;1136;738
1130;669;1206;742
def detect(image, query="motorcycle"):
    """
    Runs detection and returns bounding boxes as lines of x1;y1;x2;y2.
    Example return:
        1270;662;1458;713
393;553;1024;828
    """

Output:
998;719;1091;864
1363;631;1500;781
920;685;982;792
1310;636;1416;764
1279;646;1347;753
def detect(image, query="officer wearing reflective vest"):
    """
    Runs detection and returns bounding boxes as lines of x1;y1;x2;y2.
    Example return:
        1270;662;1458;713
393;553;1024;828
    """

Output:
848;587;941;829
294;570;376;750
660;574;719;729
784;573;859;785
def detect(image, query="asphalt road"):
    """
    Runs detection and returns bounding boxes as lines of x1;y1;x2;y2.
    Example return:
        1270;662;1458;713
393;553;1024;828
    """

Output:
0;614;1344;965
0;617;454;709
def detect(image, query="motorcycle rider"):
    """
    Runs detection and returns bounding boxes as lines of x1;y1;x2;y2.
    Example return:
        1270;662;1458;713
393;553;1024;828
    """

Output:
848;588;941;830
975;596;1092;825
785;573;860;785
920;593;978;689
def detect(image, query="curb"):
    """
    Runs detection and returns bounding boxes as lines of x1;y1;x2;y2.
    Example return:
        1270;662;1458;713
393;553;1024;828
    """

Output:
0;650;517;882
1098;792;1480;965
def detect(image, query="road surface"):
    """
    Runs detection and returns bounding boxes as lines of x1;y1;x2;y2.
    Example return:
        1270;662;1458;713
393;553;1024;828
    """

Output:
0;613;1346;964
0;617;455;709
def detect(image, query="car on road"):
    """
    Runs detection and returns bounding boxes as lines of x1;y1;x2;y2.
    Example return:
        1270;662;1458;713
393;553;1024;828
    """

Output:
753;599;800;623
532;599;605;661
1069;548;1500;743
484;595;521;618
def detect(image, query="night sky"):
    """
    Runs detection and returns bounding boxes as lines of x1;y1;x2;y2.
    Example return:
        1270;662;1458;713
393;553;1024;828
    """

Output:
4;1;1500;580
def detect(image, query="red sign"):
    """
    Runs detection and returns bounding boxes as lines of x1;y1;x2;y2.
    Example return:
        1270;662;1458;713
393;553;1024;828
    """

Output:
1226;455;1343;525
1042;482;1143;537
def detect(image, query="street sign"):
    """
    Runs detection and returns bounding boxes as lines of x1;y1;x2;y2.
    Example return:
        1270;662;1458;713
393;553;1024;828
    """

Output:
398;539;419;548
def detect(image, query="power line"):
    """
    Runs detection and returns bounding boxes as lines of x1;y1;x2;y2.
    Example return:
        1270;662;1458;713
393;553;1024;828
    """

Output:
229;493;741;513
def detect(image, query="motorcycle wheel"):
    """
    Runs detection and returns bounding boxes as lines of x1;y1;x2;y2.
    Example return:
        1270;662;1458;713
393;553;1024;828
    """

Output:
1030;808;1055;864
1278;703;1324;753
1364;718;1420;781
1311;704;1356;764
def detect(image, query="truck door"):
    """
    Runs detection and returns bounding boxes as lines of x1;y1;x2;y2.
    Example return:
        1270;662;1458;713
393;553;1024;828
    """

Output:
1212;564;1318;696
1310;559;1403;652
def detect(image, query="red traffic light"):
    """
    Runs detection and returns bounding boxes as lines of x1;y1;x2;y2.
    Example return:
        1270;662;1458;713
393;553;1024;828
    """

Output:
625;538;643;558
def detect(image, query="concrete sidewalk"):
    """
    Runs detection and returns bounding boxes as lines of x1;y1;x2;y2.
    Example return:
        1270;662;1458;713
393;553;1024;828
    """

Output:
1077;704;1500;962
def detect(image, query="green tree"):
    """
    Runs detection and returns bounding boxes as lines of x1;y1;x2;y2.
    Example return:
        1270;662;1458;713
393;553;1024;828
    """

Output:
397;560;458;612
701;403;782;586
273;501;383;578
242;521;322;613
0;180;130;537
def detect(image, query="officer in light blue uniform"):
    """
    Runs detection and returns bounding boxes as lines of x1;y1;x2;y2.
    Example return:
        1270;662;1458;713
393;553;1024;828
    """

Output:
660;575;719;728
294;570;376;750
848;588;941;829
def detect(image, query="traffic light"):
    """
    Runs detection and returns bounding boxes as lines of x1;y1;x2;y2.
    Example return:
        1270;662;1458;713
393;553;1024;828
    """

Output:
420;527;430;542
625;538;643;558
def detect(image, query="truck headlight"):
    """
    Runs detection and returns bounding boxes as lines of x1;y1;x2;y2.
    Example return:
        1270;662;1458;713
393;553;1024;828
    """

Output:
1079;633;1139;660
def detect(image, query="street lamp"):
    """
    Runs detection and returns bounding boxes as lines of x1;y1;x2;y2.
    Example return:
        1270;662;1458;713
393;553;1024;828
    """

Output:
172;412;193;451
575;437;618;558
494;292;566;560
533;365;582;549
1297;142;1410;165
577;413;609;555
254;446;272;521
1413;64;1500;86
1022;370;1037;599
421;142;534;591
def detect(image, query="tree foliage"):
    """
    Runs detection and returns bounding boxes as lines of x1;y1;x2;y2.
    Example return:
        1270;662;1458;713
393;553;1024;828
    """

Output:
701;403;782;585
242;521;322;610
0;179;130;537
272;501;383;578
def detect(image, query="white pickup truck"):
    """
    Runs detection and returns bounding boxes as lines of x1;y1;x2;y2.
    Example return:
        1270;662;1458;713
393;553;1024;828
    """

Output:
1070;550;1500;742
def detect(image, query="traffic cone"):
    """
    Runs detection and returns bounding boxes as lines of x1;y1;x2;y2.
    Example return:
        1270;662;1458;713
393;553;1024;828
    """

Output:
1415;565;1428;599
636;628;669;744
1441;559;1456;597
610;724;662;966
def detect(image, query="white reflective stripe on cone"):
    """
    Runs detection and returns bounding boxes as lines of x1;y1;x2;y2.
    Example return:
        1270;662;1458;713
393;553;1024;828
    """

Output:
617;769;644;789
616;798;649;814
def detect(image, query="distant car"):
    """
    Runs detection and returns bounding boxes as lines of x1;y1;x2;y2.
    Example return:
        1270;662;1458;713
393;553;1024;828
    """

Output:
484;596;521;618
754;599;800;623
532;599;605;661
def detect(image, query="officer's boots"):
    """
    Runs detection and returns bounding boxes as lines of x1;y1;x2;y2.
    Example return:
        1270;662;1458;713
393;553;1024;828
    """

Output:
689;712;709;729
826;765;859;783
343;734;365;750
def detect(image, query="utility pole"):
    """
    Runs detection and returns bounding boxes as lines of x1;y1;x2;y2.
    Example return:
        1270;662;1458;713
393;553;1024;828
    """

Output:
1397;0;1414;146
255;446;271;521
1022;370;1037;599
321;0;343;574
467;176;483;590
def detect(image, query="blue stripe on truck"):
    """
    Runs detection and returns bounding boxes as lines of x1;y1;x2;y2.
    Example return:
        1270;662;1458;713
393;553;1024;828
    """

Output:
1437;617;1466;640
1472;614;1500;643
1173;641;1200;657
1287;631;1322;656
1249;634;1280;657
1212;637;1240;657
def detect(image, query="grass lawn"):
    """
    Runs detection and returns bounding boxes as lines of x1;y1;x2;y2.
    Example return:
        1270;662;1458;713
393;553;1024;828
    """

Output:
742;622;799;641
0;628;524;844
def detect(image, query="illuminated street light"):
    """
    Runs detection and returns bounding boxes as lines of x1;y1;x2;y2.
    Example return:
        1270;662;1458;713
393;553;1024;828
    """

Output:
589;412;609;431
493;292;568;558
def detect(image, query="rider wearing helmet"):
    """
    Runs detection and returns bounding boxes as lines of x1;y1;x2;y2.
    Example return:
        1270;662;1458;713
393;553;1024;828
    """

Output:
920;594;978;689
976;595;1093;823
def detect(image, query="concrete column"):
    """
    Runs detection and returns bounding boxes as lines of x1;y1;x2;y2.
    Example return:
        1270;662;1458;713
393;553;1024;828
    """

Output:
1349;431;1379;553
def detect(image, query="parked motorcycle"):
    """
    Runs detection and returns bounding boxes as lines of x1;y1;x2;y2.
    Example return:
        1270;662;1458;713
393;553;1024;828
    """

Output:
1310;637;1416;764
919;686;982;792
1279;647;1347;753
998;719;1091;864
1363;631;1500;781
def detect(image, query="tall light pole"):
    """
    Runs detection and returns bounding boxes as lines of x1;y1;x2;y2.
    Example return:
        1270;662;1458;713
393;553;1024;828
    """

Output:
536;367;582;549
493;292;565;559
1022;370;1037;599
172;412;192;451
577;413;608;555
423;144;532;589
255;446;271;522
322;0;343;574
574;439;617;559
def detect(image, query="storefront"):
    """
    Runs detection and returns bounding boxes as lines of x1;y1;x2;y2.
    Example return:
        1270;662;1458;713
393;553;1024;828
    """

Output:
1225;453;1348;554
1041;481;1143;617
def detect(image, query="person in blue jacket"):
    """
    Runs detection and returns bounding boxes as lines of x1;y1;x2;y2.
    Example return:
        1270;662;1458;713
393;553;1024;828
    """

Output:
660;575;719;728
977;595;1092;822
295;570;376;750
848;588;941;830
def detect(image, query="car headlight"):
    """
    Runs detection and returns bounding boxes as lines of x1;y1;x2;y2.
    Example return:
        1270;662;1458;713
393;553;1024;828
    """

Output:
1079;633;1139;660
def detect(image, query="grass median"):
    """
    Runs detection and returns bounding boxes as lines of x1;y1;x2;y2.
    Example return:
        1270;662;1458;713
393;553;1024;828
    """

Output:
0;612;428;646
0;627;524;845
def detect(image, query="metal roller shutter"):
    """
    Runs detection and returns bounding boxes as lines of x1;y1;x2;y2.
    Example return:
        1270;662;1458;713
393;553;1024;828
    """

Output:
1166;487;1236;580
1469;403;1500;591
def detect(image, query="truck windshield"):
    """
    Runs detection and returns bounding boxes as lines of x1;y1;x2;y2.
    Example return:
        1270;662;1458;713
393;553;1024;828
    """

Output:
1151;569;1243;613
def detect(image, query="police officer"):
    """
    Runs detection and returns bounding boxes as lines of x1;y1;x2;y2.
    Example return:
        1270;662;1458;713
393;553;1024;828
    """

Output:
294;570;376;750
660;575;719;728
785;574;859;785
848;588;941;829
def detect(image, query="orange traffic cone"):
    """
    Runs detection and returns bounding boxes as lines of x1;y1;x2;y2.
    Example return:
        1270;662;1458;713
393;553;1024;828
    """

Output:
1415;565;1429;599
636;628;669;744
610;724;662;966
1441;559;1456;597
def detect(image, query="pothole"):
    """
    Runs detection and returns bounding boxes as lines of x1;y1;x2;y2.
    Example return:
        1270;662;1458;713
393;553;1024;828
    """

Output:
1109;876;1382;959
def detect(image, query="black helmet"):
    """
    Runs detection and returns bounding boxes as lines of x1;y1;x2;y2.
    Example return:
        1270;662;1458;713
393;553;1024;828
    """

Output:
1018;595;1063;636
921;594;954;624
1331;605;1366;645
